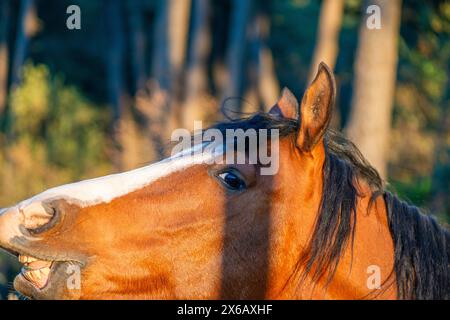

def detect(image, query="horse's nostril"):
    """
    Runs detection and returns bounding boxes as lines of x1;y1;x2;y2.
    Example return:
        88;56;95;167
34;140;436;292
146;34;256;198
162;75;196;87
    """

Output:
42;202;56;217
20;201;57;233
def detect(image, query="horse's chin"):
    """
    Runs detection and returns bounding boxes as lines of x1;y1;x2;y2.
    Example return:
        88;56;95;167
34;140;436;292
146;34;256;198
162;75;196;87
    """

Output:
14;259;81;299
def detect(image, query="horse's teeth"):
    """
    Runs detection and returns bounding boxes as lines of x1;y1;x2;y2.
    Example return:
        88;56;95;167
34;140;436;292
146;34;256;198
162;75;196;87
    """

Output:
18;255;40;264
27;256;39;263
18;255;50;269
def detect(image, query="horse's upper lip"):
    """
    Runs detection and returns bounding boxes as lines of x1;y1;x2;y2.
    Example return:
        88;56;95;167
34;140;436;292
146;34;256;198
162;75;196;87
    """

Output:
0;242;56;263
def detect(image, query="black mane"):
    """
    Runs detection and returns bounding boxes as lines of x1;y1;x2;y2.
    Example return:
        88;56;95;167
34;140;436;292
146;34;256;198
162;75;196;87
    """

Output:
208;112;450;299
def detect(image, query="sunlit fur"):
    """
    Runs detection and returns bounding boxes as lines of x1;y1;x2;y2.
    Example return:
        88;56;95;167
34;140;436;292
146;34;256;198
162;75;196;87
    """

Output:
210;112;450;299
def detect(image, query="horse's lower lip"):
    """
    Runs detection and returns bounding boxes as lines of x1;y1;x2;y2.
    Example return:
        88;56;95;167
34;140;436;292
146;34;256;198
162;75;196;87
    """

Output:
18;255;54;289
20;264;54;289
14;260;83;299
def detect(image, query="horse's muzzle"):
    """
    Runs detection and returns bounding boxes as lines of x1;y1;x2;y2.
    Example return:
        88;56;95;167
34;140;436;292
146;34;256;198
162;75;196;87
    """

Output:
0;206;24;249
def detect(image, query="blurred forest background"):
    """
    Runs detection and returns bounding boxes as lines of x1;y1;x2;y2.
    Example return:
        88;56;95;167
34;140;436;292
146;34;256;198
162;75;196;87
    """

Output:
0;0;449;299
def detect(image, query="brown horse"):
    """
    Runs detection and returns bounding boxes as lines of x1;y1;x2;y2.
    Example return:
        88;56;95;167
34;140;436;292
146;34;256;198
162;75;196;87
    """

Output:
0;63;448;300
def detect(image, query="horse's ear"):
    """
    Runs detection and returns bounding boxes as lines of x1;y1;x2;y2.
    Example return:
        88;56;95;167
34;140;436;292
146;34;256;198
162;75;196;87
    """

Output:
269;87;299;120
297;62;336;152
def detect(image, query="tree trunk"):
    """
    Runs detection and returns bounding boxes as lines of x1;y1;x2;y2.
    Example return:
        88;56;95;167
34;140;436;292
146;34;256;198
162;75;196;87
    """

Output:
146;0;191;156
242;11;262;115
0;0;10;116
10;0;33;89
345;0;402;179
168;0;191;96
104;0;125;169
145;1;171;158
308;0;344;129
151;0;171;92
151;0;190;123
256;14;279;112
167;0;191;131
127;0;147;95
222;0;252;113
182;0;212;129
152;0;191;95
243;11;280;114
308;0;344;82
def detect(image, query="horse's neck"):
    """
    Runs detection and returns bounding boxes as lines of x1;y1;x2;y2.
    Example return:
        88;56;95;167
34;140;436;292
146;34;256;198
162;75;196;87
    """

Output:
324;180;397;299
271;178;397;299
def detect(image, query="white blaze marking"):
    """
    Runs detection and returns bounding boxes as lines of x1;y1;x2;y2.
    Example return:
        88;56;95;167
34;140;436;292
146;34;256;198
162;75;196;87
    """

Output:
18;144;224;208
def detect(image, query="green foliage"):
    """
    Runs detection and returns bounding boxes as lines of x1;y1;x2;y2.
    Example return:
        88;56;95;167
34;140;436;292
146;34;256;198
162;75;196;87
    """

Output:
0;63;111;207
45;76;109;175
12;63;110;174
269;0;321;94
389;176;432;208
398;0;450;121
10;64;50;134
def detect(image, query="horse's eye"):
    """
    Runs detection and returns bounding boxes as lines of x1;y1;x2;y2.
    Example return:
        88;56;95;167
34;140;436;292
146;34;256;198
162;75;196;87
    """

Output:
217;170;246;191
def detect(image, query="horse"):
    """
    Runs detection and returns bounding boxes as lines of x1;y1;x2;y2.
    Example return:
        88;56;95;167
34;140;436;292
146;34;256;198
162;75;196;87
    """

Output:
0;63;448;300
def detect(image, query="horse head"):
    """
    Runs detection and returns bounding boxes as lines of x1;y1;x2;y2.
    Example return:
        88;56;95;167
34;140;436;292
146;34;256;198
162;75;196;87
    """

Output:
0;63;408;299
